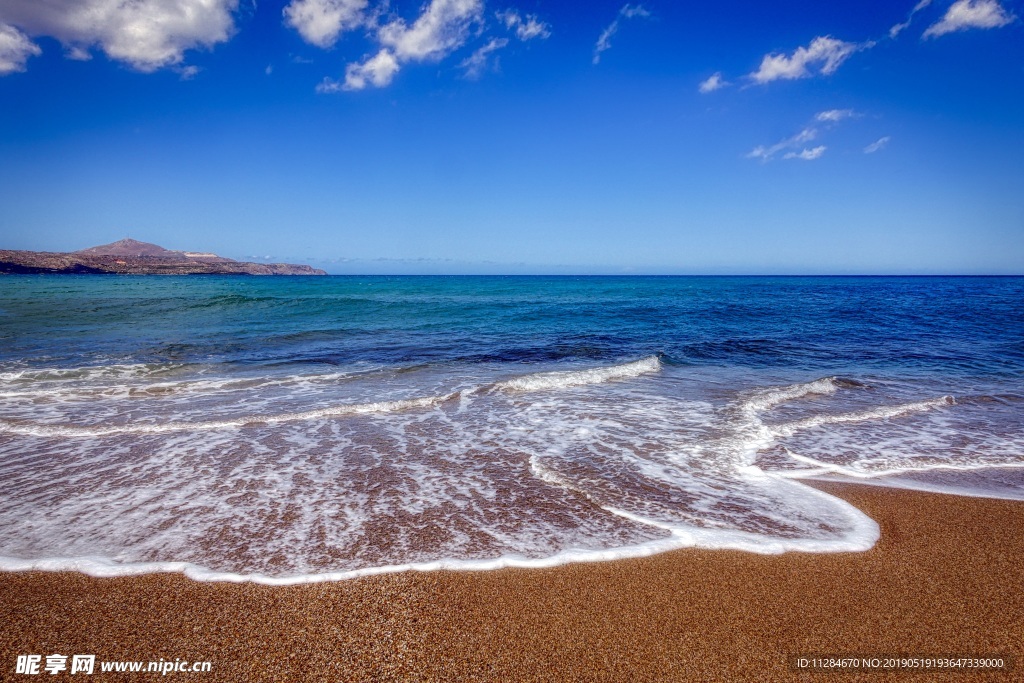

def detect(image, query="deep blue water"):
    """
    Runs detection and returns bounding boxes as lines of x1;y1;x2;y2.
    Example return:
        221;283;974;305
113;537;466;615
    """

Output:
2;275;1022;373
0;275;1021;581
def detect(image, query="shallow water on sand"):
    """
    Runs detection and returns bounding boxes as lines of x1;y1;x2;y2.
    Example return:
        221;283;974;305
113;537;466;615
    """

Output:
0;276;1021;582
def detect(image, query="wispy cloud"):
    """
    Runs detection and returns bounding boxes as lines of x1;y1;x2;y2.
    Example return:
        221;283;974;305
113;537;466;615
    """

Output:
619;6;651;19
0;0;238;72
496;9;551;41
747;128;819;161
816;109;858;122
749;36;872;84
65;45;91;61
698;72;728;93
749;106;864;161
178;65;201;80
783;145;827;160
460;37;508;79
890;0;933;38
864;136;891;153
593;4;650;65
458;8;550;80
0;23;40;75
283;0;369;49
923;0;1014;38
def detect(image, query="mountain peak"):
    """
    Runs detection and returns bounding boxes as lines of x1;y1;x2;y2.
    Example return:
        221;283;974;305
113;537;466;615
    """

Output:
76;238;182;258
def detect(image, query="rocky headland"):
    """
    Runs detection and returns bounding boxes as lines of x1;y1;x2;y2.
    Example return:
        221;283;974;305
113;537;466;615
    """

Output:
0;239;326;275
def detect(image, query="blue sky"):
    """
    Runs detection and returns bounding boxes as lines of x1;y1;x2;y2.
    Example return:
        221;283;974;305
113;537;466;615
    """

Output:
1;0;1022;274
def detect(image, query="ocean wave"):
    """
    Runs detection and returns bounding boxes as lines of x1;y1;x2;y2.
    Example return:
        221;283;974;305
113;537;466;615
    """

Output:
0;395;449;437
0;362;190;383
740;376;846;413
493;356;661;392
0;369;368;401
0;357;665;436
774;396;955;436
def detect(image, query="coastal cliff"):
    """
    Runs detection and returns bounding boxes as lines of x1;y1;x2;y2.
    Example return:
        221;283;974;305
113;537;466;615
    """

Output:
0;239;326;276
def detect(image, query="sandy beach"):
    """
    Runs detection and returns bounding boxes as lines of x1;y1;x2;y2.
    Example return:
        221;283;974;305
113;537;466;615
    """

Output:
1;482;1021;681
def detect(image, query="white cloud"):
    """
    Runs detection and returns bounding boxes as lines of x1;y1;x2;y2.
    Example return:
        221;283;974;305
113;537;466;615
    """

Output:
0;22;40;74
890;0;933;38
333;48;400;90
0;0;238;72
460;36;508;78
816;108;857;122
747;128;818;161
378;0;483;61
496;9;551;41
283;0;369;49
864;136;891;153
515;16;550;41
749;36;870;84
783;145;826;160
323;0;481;91
698;72;727;93
593;4;650;65
923;0;1013;38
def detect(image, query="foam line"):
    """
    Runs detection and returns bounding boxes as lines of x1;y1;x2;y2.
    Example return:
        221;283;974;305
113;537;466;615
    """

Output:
0;478;880;585
494;356;661;392
0;395;449;437
783;451;1024;480
774;396;955;436
0;363;188;383
0;370;364;400
800;472;1024;502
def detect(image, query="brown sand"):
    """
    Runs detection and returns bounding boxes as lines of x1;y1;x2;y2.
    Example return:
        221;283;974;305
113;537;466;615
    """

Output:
1;482;1022;682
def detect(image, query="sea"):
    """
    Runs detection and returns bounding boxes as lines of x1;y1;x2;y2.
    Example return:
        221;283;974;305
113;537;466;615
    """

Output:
0;275;1021;584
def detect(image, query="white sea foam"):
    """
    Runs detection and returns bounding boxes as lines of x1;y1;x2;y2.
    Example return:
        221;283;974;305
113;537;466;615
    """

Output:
0;395;449;436
780;450;1024;481
0;506;880;586
0;363;188;383
493;356;661;392
0;368;371;401
0;361;1019;583
799;469;1024;502
774;396;955;437
740;376;841;413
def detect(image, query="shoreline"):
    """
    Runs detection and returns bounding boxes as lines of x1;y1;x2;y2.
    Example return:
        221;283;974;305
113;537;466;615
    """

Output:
1;482;1021;681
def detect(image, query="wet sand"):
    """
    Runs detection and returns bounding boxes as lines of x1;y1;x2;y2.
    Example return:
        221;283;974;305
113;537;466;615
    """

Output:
1;482;1021;681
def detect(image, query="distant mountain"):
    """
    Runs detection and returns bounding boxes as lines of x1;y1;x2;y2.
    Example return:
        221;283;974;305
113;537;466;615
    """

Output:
75;238;187;259
0;238;326;275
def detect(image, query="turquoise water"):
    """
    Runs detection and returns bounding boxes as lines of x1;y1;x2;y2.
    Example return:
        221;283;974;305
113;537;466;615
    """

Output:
0;275;1022;582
